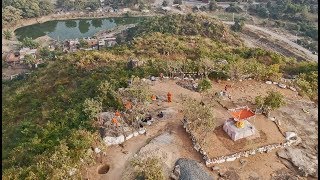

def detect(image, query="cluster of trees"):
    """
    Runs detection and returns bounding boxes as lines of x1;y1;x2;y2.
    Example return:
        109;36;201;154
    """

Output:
255;90;285;116
295;71;318;101
225;3;243;13
182;97;216;132
197;78;212;92
248;0;318;40
20;37;40;49
2;0;103;26
56;0;101;11
126;14;243;46
209;0;219;11
2;58;113;178
2;0;54;26
231;17;245;32
3;30;13;40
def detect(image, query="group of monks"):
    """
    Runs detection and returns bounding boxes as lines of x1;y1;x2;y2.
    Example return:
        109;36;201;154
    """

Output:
151;92;172;102
111;92;173;126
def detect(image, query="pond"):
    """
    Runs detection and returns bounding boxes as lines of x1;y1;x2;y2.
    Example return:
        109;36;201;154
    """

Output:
14;17;144;41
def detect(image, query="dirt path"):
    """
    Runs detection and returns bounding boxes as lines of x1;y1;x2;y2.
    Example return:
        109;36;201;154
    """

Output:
222;21;318;62
84;80;203;180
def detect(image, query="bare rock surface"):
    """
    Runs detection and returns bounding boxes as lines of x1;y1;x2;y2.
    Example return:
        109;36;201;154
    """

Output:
175;158;214;180
277;147;318;177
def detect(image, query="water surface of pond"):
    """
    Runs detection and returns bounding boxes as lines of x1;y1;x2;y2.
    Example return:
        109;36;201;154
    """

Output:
15;17;144;41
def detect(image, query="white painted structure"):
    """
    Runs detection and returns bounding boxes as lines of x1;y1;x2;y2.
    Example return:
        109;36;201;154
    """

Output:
223;119;256;141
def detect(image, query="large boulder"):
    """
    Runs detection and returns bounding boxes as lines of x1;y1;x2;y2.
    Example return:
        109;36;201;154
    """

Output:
175;158;214;180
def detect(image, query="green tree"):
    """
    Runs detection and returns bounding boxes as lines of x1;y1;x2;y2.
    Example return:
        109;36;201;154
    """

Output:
74;0;87;10
39;0;54;16
98;80;117;99
87;0;101;11
11;0;41;18
20;37;39;49
2;6;22;26
255;95;264;109
264;91;285;111
83;98;103;119
56;0;74;10
295;72;318;100
3;30;13;40
209;0;218;11
39;46;51;60
255;91;285;116
79;39;89;48
228;59;246;79
182;97;216;134
257;6;269;18
119;77;151;103
231;17;245;32
225;3;243;13
197;78;212;92
24;54;37;67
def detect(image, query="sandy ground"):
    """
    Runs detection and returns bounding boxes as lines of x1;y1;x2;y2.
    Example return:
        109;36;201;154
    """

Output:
82;79;317;180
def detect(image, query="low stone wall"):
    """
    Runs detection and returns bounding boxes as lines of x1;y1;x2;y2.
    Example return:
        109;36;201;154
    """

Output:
103;128;146;145
182;120;297;167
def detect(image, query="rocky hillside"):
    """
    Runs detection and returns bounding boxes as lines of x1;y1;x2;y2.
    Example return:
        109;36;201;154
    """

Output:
2;14;318;179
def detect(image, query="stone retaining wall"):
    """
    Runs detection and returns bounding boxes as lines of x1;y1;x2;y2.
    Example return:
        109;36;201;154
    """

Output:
182;120;297;167
103;128;146;145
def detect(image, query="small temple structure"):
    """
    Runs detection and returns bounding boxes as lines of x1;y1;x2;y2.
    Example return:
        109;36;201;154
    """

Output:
223;106;256;141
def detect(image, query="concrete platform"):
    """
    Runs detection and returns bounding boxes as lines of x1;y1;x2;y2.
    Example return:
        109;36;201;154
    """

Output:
223;119;256;141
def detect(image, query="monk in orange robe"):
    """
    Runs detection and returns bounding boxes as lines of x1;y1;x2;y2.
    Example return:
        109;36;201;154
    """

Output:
167;92;172;102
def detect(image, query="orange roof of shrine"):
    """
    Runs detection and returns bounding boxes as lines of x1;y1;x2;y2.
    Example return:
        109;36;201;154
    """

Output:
230;109;255;121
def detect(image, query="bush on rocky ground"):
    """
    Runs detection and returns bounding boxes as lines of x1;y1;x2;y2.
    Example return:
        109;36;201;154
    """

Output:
131;157;164;180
